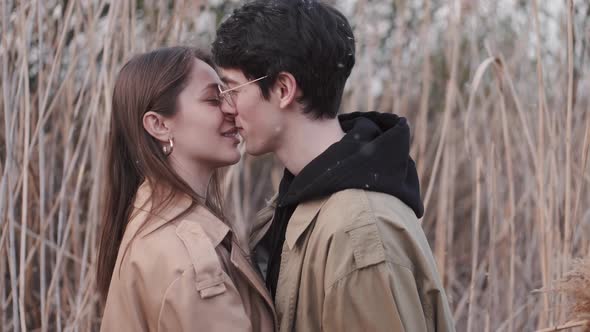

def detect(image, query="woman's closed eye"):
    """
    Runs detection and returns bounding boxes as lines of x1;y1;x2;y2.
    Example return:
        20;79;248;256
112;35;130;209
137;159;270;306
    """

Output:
204;95;222;106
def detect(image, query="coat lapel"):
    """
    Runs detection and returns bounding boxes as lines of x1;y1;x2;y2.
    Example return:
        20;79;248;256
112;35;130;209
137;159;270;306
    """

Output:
276;197;329;331
284;197;329;250
249;194;278;250
230;242;278;328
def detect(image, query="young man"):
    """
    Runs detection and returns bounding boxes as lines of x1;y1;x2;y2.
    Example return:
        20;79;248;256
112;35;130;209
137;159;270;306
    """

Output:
212;1;455;331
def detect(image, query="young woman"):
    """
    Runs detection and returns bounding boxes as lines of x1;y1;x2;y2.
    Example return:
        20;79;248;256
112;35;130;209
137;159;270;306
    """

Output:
97;47;275;331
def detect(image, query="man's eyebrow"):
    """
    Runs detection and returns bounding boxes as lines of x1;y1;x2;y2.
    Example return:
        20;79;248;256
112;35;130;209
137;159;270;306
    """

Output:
220;76;239;86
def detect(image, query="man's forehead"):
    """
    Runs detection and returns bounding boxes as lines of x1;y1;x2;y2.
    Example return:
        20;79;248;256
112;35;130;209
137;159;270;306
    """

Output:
218;68;246;85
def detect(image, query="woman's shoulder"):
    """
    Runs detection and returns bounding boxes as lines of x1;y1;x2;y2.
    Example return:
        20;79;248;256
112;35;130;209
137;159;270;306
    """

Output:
103;206;233;330
118;205;230;290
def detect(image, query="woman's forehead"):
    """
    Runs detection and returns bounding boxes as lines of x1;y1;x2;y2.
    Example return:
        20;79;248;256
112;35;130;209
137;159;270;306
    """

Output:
189;58;222;88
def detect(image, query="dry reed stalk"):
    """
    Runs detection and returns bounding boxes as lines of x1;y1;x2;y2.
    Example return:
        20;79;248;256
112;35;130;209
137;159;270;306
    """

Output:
572;114;590;235
492;55;517;332
446;143;457;291
482;44;518;330
422;0;461;210
415;0;431;181
0;4;8;328
388;0;407;117
487;145;499;329
535;320;590;332
346;0;367;114
434;143;450;284
16;3;32;330
562;0;575;278
2;1;20;329
532;0;552;326
364;34;375;115
35;0;48;329
12;224;83;264
508;192;516;331
463;56;497;154
466;157;482;332
496;52;537;163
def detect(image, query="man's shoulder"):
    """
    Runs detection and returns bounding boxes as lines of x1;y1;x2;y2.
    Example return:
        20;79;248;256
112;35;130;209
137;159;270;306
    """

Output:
311;189;430;275
316;189;419;231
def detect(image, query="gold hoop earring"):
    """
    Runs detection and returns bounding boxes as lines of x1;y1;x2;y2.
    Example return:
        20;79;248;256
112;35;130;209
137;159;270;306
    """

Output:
163;136;174;156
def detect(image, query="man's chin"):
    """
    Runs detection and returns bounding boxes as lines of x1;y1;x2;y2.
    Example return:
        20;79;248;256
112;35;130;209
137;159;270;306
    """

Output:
245;142;270;157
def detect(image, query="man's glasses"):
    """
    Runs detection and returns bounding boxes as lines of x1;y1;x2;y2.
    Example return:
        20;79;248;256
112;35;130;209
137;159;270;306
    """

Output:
218;75;268;108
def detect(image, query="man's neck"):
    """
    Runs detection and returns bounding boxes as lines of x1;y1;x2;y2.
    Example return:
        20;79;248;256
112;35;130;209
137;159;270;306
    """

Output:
276;115;345;176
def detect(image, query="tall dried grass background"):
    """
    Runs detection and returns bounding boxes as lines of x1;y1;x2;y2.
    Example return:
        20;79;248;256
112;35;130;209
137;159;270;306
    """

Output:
0;0;589;331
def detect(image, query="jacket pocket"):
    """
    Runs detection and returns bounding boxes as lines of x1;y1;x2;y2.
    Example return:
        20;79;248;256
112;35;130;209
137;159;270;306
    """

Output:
345;223;386;269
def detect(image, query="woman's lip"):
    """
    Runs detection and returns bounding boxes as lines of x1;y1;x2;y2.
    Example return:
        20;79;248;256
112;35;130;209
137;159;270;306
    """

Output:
223;133;240;145
221;128;238;136
221;128;240;144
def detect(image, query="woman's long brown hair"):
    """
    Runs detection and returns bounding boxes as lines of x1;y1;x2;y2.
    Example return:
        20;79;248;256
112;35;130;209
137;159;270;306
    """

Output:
96;47;226;298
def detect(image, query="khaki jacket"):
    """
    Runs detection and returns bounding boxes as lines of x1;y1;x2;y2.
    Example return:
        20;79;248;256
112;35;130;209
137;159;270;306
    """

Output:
252;189;455;332
101;182;276;331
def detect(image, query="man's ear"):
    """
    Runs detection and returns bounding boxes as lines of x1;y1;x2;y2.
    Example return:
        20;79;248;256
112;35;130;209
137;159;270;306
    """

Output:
274;72;299;109
143;111;172;142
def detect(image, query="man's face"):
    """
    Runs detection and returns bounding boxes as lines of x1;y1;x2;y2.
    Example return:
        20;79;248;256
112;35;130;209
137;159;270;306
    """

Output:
218;68;285;156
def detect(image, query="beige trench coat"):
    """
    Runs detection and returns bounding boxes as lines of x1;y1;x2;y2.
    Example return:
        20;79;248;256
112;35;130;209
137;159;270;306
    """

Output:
100;182;276;331
252;189;455;332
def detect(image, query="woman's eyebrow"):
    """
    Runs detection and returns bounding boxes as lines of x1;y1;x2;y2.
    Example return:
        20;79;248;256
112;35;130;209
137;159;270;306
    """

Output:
200;83;220;94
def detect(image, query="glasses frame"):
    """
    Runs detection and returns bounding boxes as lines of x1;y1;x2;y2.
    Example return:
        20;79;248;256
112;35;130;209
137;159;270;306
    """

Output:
218;75;268;107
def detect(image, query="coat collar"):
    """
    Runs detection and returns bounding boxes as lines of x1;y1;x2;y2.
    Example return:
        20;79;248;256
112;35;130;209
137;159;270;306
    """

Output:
249;194;278;251
131;181;230;247
284;196;330;250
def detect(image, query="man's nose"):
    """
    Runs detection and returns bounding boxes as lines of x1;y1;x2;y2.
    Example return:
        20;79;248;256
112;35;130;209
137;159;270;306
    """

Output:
220;100;237;115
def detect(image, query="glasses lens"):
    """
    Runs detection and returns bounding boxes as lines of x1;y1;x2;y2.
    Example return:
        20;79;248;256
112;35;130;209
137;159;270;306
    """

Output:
223;92;235;108
218;85;235;107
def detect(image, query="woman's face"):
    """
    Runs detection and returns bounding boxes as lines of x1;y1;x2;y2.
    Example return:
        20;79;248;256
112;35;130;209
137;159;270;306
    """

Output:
168;58;241;169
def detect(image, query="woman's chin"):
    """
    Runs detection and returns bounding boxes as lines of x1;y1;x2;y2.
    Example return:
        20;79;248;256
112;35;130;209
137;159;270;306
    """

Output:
216;150;242;167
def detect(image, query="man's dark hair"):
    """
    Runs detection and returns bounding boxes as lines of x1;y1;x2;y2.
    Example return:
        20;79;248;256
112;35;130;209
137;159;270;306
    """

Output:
212;0;355;119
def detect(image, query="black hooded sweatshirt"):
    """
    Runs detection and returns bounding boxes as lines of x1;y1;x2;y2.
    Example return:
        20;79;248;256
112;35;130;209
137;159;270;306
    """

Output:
258;111;424;299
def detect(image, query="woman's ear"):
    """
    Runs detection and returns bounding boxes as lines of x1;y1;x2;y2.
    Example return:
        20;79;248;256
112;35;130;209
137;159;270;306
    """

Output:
143;111;171;142
274;72;299;109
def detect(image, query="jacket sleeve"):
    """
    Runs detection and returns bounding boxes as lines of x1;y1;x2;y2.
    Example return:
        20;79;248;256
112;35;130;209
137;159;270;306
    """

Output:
157;269;252;331
322;262;431;332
